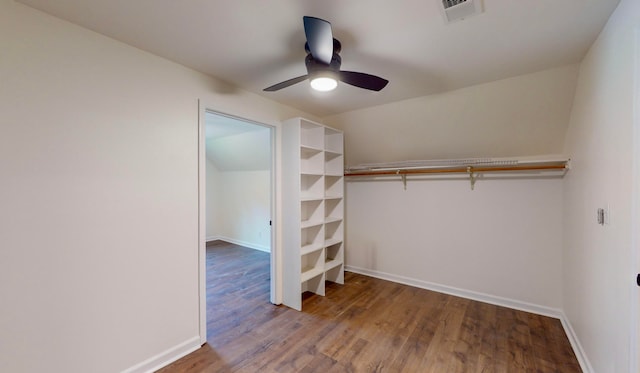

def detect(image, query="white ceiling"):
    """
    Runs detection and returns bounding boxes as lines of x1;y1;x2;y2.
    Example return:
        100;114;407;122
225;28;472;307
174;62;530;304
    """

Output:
18;0;620;117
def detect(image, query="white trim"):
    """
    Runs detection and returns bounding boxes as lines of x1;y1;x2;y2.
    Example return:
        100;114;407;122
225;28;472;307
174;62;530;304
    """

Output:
208;236;271;253
269;124;280;305
197;100;206;345
630;25;640;373
559;313;594;373
345;265;562;318
121;336;201;373
197;104;282;347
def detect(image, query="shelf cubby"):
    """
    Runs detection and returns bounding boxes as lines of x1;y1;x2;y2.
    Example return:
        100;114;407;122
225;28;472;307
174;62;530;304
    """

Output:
301;224;323;249
301;199;324;228
325;198;344;221
324;127;343;154
325;151;344;176
301;146;324;175
300;174;324;200
325;242;343;269
324;219;343;244
325;241;344;284
300;120;325;149
324;176;344;199
301;249;324;282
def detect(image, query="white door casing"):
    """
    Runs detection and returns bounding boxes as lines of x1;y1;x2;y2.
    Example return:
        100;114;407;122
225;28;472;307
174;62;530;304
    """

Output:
197;100;282;344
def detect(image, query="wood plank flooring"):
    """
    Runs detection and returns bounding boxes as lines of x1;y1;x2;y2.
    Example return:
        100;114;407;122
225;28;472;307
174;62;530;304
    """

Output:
158;240;581;372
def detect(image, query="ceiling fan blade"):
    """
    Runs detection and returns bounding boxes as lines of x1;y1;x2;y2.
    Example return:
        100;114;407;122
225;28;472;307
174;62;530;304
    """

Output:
303;16;333;65
339;71;389;91
263;75;309;92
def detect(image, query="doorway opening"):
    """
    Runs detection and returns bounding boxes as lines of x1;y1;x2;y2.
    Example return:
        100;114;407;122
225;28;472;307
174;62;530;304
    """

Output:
198;108;277;343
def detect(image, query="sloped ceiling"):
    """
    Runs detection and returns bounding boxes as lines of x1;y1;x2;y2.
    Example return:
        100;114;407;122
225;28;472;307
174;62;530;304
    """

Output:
16;0;620;117
14;0;621;164
206;112;270;172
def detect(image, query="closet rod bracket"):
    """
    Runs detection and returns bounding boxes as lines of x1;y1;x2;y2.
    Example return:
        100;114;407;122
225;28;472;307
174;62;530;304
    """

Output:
397;170;407;190
467;166;476;190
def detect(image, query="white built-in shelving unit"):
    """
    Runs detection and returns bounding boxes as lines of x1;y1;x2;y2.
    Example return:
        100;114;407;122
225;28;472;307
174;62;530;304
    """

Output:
282;118;345;311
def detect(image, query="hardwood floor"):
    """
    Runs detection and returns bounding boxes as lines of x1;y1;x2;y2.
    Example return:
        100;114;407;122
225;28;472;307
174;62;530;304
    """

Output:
158;241;581;372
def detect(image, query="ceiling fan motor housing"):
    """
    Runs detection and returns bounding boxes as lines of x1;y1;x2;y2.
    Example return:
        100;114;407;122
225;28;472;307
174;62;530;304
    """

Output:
304;38;342;56
305;50;341;77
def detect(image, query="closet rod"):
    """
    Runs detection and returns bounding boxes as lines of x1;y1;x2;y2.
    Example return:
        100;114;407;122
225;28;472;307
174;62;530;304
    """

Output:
344;164;567;177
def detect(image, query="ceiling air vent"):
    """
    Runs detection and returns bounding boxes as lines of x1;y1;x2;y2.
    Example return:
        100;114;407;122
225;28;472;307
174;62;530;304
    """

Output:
441;0;483;23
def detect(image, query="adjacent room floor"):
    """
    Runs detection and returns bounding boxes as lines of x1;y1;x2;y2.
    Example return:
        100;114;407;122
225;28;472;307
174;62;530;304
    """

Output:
159;241;581;372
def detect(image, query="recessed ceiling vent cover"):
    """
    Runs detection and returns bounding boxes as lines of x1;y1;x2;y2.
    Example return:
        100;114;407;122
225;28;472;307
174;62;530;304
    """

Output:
441;0;483;23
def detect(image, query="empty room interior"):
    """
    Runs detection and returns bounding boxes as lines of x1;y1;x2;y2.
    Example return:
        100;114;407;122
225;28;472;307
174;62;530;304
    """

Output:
1;0;639;372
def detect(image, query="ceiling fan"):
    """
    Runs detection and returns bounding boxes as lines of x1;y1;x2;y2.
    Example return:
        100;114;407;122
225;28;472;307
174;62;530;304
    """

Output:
264;16;389;93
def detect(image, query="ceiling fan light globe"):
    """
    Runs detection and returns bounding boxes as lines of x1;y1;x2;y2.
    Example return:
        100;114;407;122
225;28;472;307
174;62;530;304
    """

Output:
310;77;337;92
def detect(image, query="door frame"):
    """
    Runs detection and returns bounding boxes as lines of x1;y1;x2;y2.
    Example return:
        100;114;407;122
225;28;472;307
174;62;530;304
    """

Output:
197;100;282;344
631;26;640;373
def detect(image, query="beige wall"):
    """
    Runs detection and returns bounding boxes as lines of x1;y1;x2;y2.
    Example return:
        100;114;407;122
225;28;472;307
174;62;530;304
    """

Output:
206;163;271;252
0;0;313;371
345;176;564;312
562;0;639;371
324;64;578;167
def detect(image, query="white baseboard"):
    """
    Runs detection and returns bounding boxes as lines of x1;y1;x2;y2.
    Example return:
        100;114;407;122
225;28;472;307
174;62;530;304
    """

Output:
345;265;563;319
207;236;270;253
559;312;594;373
121;336;201;373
